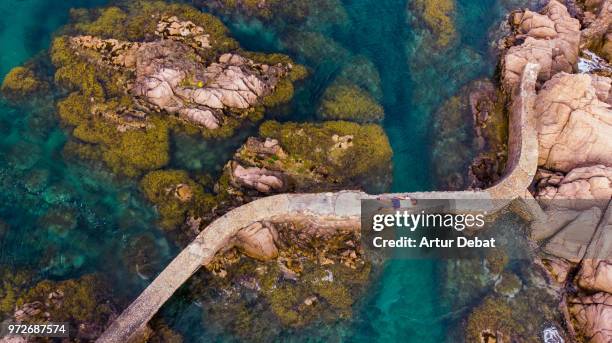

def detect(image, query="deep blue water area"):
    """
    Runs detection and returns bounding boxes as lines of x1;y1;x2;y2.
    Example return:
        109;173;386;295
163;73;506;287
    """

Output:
0;0;520;341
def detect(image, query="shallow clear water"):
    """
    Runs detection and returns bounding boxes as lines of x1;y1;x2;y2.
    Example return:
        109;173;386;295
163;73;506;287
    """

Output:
0;0;515;341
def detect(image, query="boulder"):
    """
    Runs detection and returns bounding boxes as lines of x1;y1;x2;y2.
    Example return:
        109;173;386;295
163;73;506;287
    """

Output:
535;73;612;173
578;260;612;293
536;165;612;201
234;222;279;261
230;163;286;193
503;0;581;90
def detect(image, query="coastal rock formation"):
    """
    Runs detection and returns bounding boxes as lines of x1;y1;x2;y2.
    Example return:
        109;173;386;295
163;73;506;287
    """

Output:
0;66;46;102
140;169;216;233
69;30;291;131
220;121;393;201
47;2;304;177
569;293;612;343
503;0;581;90
535;165;612;201
233;221;279;260
318;83;385;123
580;0;612;60
578;260;612;293
535;73;612;173
7;274;117;341
198;213;367;335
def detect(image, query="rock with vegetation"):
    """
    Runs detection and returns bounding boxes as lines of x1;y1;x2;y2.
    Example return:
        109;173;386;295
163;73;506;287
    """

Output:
11;274;117;341
219;120;393;202
569;292;612;343
0;268;31;319
465;280;565;342
47;2;304;177
197;0;348;27
140;169;216;235
410;0;457;48
190;215;371;338
431;79;508;190
318;84;384;123
1;66;46;102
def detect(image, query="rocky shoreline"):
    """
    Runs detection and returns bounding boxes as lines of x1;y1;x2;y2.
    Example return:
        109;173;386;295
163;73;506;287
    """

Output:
0;0;611;341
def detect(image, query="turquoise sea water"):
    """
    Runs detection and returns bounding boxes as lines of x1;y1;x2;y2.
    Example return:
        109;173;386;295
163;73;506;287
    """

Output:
0;0;517;341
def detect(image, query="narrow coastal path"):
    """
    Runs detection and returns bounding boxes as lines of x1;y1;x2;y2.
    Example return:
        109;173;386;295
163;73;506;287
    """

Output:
97;63;541;343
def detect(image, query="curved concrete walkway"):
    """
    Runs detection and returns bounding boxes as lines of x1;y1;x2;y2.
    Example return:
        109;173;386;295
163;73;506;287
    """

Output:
97;63;541;343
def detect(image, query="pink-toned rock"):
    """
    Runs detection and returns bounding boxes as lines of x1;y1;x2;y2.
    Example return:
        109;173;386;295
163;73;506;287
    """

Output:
68;16;290;131
578;260;612;293
234;222;279;260
569;292;612;343
581;0;612;53
537;165;612;201
535;73;612;173
231;163;285;193
503;0;581;90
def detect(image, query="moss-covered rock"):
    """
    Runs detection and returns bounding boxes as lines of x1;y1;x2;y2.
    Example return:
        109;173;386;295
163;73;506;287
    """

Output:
198;0;347;27
44;1;304;177
140;170;216;231
0;268;31;318
221;120;392;201
190;218;372;339
411;0;457;48
1;66;46;102
318;84;385;123
336;56;383;101
430;79;508;190
13;274;116;340
465;287;562;343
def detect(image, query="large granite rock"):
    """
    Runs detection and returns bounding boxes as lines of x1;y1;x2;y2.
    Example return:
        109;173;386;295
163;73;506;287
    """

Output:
535;73;612;173
70;31;290;130
569;292;612;343
503;0;581;90
536;165;612;201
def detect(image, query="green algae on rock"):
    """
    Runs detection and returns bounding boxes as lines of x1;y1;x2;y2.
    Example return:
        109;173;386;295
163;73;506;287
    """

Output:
189;215;371;339
46;1;304;177
1;66;47;102
465;287;564;343
318;83;385;123
11;274;117;340
140;169;216;232
220;120;393;202
0;268;31;318
431;79;509;190
410;0;457;48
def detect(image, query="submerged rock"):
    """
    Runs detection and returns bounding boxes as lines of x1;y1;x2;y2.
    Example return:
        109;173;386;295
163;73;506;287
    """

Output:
10;274;117;341
140;169;216;234
0;66;46;102
194;214;369;338
318;84;385;123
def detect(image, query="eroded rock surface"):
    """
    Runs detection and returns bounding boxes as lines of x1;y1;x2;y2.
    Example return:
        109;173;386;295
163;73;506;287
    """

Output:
535;73;612;173
536;165;612;201
70;32;290;130
503;0;581;90
569;293;612;343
